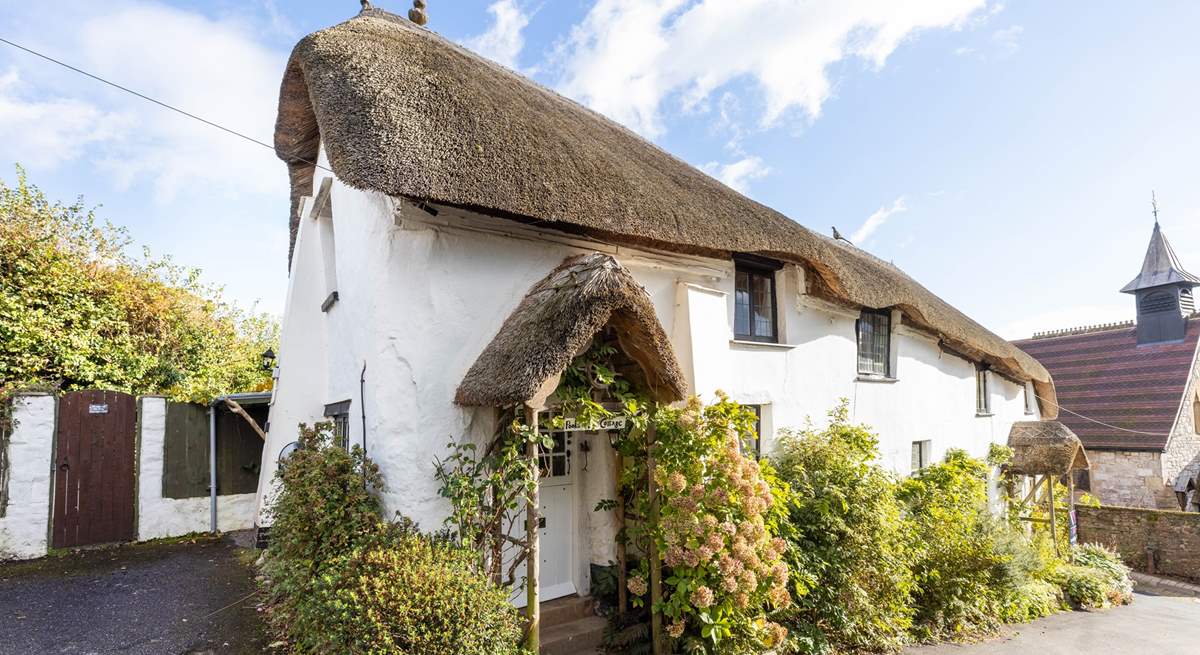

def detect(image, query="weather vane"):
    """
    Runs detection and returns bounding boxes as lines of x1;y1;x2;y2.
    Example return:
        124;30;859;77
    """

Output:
1151;190;1159;225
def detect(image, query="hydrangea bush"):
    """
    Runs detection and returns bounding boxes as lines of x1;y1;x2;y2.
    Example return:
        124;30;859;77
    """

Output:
626;394;790;653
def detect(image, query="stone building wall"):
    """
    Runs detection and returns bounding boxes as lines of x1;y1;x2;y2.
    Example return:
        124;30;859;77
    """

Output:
1162;357;1200;493
1087;450;1177;509
1077;505;1200;582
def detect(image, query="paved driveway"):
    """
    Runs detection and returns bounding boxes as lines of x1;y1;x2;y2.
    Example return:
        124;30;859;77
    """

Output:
0;534;266;654
906;589;1200;655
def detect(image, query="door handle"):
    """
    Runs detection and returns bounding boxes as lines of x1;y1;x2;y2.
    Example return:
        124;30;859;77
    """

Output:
538;517;546;529
58;460;70;471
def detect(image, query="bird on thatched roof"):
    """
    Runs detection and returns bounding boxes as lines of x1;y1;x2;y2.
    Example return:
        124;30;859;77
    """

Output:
832;226;852;244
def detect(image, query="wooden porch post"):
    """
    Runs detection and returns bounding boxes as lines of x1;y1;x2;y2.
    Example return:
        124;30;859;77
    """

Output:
1047;475;1059;557
615;451;628;616
647;410;665;655
524;405;541;652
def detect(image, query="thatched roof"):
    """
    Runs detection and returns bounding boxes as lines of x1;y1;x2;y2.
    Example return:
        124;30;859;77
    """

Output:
276;8;1057;414
1007;421;1089;476
455;253;686;407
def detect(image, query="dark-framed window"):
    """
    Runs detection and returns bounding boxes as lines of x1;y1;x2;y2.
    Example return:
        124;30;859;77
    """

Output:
911;440;932;472
324;399;352;449
975;367;991;415
856;309;892;377
746;405;763;458
734;255;781;343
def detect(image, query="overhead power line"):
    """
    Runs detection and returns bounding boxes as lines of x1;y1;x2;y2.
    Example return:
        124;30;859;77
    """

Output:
0;36;332;174
1035;392;1167;437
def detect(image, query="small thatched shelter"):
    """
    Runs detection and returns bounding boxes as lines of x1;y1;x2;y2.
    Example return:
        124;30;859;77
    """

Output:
1006;420;1090;476
455;253;686;407
274;7;1057;415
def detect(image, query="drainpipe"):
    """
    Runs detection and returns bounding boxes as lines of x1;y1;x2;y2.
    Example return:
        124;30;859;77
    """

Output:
209;401;218;533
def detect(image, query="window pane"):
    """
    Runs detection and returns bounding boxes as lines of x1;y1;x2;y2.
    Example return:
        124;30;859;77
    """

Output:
735;271;751;337
857;311;890;375
751;273;775;339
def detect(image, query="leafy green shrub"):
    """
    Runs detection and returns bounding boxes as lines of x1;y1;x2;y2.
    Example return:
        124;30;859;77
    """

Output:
769;403;914;654
1068;543;1133;607
998;580;1063;622
1054;565;1111;609
261;423;526;654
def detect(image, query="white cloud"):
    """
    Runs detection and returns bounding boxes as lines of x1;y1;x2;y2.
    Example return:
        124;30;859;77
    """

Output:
556;0;988;137
701;156;770;193
464;0;530;69
0;69;131;168
0;1;285;201
851;196;907;244
992;24;1023;55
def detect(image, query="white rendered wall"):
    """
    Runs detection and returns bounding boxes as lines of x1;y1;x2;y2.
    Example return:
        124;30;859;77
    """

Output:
0;394;55;560
136;397;256;540
257;171;1039;546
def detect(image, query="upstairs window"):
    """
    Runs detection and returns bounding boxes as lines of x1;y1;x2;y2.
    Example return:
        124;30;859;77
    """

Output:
734;256;781;343
856;309;892;377
1024;382;1038;415
976;366;992;415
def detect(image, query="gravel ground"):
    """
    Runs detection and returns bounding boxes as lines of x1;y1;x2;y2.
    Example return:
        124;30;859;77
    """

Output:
0;533;267;655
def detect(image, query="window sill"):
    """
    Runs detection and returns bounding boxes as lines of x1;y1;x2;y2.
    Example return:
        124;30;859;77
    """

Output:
976;412;995;418
856;375;898;384
729;339;797;350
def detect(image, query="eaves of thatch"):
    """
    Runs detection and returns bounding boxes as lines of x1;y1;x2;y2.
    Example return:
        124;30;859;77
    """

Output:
1007;421;1090;477
455;253;686;407
275;8;1057;415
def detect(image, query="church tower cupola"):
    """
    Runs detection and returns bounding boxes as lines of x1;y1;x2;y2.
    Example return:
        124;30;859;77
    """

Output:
1121;215;1199;344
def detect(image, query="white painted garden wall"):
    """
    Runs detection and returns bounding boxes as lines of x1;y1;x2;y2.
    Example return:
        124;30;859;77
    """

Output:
257;163;1041;552
0;393;55;560
136;397;257;540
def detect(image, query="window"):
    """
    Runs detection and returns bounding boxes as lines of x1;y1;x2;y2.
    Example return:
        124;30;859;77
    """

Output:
1194;393;1200;434
976;367;991;415
1024;382;1038;415
734;257;781;343
746;405;763;458
856;309;892;377
324;400;352;449
911;440;932;472
1182;288;1195;315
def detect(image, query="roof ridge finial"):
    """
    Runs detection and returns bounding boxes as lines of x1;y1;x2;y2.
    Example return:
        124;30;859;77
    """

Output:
1152;190;1159;226
409;0;428;25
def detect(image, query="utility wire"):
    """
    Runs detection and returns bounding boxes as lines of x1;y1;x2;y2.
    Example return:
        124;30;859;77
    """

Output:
0;36;333;174
1035;392;1167;437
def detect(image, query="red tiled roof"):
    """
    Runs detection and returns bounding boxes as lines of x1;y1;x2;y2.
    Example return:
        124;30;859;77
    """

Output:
1014;317;1200;451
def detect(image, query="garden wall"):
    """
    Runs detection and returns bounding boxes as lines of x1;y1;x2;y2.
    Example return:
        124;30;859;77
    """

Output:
0;394;55;559
1076;505;1200;582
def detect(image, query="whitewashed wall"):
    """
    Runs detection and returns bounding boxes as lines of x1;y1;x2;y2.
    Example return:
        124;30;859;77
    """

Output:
136;397;257;540
257;169;1039;544
0;393;55;560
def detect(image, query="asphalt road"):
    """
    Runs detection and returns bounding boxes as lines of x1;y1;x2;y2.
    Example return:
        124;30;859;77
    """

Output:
906;589;1200;655
0;534;267;655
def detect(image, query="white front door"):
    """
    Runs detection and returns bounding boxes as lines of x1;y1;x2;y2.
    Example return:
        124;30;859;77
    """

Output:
513;430;577;606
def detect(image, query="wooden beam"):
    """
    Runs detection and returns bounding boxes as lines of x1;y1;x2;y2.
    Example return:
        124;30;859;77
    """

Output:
221;399;266;441
524;405;541;653
647;412;665;655
615;450;628;616
1048;475;1059;557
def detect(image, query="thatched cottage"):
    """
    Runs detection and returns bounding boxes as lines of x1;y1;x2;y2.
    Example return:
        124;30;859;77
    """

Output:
1016;221;1200;511
255;7;1067;628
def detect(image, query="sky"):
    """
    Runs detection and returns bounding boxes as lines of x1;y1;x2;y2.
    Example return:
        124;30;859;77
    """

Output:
2;0;1199;339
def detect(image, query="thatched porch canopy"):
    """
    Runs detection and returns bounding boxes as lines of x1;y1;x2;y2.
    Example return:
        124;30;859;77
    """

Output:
1006;421;1090;476
455;253;686;407
277;8;1058;415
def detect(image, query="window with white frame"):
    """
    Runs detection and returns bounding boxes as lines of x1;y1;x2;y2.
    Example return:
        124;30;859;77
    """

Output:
856;309;892;377
976;366;991;415
911;440;932;472
1024;382;1038;415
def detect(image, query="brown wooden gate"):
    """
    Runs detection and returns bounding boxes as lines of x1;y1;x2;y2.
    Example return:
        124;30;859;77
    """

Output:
52;390;137;548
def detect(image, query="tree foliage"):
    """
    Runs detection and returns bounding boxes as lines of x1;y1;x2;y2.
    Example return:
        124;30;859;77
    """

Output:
0;167;276;402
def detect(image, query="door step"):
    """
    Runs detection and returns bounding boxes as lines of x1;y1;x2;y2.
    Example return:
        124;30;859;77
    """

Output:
539;595;605;655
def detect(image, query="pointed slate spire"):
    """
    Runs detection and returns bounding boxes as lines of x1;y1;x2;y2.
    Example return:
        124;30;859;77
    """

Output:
1120;222;1200;293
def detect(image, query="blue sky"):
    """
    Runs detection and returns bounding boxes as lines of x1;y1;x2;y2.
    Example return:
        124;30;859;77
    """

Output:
3;1;1199;338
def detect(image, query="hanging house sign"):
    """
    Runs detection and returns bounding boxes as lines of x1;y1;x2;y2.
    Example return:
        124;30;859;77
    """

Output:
88;404;109;414
559;416;626;432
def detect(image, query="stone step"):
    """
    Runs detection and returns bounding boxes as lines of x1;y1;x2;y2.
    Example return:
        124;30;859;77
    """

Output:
540;594;597;629
540;615;608;655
